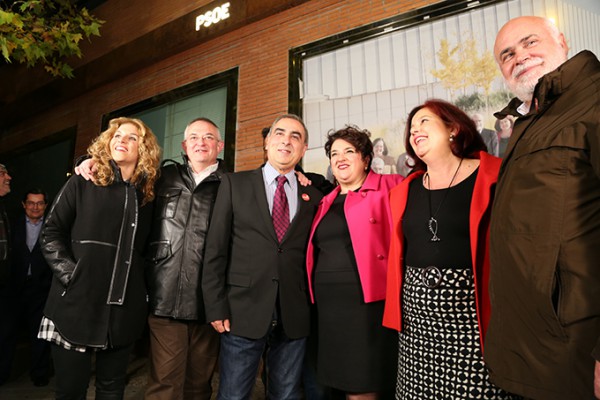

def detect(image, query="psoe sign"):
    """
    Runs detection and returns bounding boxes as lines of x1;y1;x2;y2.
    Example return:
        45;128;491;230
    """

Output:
195;2;231;31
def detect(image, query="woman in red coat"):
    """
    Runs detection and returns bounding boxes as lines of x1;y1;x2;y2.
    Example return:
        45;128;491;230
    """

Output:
382;100;517;399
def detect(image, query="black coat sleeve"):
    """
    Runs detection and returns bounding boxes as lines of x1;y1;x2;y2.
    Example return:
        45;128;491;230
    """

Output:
40;176;79;287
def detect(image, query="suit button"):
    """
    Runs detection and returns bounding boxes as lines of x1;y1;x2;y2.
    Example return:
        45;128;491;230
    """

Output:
361;192;367;197
369;217;376;223
277;248;283;253
376;254;384;260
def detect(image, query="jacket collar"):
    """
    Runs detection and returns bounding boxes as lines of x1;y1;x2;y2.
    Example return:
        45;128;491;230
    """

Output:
400;151;496;184
109;159;125;183
325;170;382;199
180;155;227;183
358;170;382;192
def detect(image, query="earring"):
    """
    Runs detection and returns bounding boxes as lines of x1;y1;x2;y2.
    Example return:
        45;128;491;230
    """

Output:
449;135;454;142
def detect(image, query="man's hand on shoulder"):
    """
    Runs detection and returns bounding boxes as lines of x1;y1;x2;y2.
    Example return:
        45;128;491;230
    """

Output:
74;158;97;182
295;170;312;187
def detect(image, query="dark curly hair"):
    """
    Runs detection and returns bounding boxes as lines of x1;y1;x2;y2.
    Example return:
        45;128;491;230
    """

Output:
324;125;374;170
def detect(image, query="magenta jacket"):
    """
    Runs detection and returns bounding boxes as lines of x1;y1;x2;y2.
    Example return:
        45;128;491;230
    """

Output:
306;171;404;303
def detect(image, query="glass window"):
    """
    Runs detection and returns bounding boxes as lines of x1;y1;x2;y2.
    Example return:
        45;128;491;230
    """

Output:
132;86;228;161
291;0;600;176
104;68;237;172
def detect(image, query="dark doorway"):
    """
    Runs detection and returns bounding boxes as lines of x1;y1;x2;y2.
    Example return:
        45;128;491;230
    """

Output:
0;128;76;218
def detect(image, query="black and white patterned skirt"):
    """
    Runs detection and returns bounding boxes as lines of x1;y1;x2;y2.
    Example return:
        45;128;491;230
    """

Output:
396;266;518;400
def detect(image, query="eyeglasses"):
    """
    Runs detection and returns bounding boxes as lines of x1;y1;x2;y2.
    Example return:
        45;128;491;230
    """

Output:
25;201;46;207
186;134;219;143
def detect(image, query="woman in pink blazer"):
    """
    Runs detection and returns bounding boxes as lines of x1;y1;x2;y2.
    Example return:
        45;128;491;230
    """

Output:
306;126;403;399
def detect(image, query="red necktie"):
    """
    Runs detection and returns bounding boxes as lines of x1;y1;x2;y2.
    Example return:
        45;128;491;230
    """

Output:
272;175;289;242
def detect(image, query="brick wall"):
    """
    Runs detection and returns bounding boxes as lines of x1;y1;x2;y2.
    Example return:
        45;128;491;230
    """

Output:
2;0;441;171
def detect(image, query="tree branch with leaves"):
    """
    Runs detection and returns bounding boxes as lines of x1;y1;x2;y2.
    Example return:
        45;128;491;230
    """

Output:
431;37;499;108
0;0;104;78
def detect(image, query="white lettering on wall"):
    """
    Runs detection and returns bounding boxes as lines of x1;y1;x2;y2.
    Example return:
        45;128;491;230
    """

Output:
195;2;231;31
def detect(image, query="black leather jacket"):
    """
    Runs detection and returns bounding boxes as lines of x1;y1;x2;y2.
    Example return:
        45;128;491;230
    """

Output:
146;158;226;320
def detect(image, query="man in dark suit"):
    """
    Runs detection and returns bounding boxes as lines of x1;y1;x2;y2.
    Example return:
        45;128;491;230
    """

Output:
472;112;499;156
203;114;323;399
0;189;52;387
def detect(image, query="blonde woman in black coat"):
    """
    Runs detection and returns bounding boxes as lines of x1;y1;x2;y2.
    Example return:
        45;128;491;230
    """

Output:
39;117;160;400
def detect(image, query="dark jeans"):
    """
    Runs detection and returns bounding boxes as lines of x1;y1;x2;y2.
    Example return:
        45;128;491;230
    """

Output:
217;322;306;400
51;343;133;400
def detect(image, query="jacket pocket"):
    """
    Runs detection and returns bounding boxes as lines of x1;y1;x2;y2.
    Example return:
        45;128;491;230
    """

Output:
545;263;568;340
551;268;562;318
227;273;252;287
147;240;172;263
156;189;182;219
513;124;587;160
60;258;83;296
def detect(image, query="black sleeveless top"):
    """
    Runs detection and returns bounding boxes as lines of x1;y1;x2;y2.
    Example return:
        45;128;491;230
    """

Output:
403;168;478;269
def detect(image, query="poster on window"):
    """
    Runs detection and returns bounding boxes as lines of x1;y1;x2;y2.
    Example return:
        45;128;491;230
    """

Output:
297;0;600;179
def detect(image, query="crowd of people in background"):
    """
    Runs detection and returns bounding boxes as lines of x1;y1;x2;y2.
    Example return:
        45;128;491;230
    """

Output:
373;112;515;179
0;15;599;400
0;189;52;387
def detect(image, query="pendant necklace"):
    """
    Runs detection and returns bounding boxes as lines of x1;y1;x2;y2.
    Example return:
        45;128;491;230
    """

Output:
424;158;463;242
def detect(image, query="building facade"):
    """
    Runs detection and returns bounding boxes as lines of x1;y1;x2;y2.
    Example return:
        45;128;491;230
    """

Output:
1;0;598;211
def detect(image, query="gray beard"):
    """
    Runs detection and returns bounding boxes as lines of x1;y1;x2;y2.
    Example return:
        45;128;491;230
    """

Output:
509;78;536;103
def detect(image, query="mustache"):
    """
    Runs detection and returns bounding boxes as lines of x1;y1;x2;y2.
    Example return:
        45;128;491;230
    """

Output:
512;58;544;79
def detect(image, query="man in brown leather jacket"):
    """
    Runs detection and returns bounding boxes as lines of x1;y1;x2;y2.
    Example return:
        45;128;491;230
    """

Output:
486;16;600;400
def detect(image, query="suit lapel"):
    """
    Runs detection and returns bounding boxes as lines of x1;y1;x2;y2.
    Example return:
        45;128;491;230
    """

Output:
250;168;279;242
284;180;314;242
16;216;29;253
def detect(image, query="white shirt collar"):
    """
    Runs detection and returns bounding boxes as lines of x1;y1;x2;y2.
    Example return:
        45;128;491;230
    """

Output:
189;161;219;186
517;101;530;115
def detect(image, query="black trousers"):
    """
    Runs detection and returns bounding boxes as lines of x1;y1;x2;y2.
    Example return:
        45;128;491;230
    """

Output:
51;343;133;400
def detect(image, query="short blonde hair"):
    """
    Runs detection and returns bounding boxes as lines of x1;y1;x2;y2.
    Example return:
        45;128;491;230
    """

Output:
87;117;161;204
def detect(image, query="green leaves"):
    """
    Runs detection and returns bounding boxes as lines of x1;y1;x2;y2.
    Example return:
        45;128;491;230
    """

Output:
0;0;104;78
431;37;500;99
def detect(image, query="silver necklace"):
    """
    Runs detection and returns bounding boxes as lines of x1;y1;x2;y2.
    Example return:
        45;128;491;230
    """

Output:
424;158;463;242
